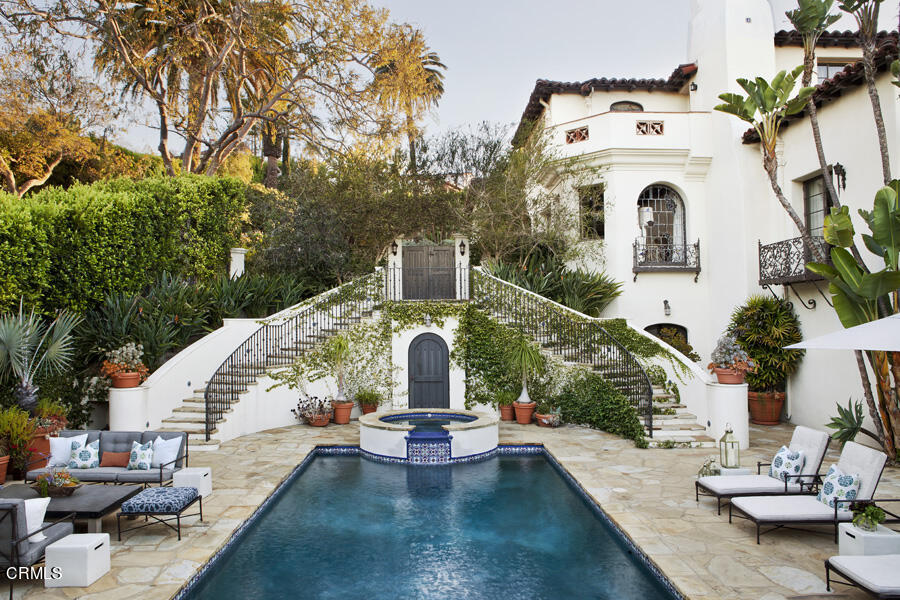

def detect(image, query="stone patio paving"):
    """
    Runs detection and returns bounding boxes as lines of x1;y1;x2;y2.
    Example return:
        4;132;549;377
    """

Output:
11;421;899;599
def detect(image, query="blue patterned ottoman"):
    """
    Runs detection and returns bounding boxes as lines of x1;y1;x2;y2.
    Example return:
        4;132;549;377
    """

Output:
117;486;202;541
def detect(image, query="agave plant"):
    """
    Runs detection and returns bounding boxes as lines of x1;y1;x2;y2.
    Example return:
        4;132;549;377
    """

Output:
0;302;81;413
826;398;882;447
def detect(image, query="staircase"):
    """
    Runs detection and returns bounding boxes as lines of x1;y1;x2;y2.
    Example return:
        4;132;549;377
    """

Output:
646;386;715;448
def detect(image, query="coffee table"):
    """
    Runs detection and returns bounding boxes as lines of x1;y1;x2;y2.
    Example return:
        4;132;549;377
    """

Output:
0;484;141;533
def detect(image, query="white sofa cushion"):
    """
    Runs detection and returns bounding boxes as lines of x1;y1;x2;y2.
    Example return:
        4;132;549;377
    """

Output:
49;434;86;467
829;554;900;595
151;436;181;469
770;445;805;482
23;497;51;542
732;495;853;522
127;441;153;471
818;464;860;509
68;439;100;469
699;474;801;495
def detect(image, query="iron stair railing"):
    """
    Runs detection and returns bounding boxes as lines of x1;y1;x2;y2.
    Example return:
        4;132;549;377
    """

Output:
204;271;384;440
471;268;653;435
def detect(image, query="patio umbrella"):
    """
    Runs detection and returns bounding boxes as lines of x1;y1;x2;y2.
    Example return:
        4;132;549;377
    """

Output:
784;313;900;352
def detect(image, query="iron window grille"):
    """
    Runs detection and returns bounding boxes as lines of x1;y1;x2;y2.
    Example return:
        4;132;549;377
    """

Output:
636;121;664;135
565;126;589;144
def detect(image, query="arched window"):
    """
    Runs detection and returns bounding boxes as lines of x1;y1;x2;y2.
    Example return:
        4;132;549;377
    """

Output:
610;101;643;112
637;184;686;254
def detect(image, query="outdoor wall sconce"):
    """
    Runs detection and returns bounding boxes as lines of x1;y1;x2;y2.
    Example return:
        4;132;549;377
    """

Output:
391;240;398;256
459;240;466;256
423;314;432;327
663;299;671;316
689;82;698;91
834;163;847;191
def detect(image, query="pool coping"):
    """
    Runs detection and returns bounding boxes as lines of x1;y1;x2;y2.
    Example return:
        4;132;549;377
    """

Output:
172;443;686;600
359;408;498;431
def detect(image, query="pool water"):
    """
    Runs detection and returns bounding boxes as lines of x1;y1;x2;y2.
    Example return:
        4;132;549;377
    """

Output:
184;455;676;599
395;418;452;432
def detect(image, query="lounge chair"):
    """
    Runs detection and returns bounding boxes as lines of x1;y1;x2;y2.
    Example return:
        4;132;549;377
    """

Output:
730;441;888;543
695;425;831;514
826;554;900;598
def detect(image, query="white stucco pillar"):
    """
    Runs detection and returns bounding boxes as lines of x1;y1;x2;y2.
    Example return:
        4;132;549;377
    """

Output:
229;248;249;279
109;386;149;431
452;233;470;300
707;383;750;450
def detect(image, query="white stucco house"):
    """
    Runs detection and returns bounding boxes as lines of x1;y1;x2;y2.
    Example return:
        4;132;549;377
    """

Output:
511;0;899;434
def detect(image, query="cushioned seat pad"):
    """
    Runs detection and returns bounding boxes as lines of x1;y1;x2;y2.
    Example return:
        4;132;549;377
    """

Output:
121;486;199;514
115;469;173;483
829;554;900;595
26;467;125;482
699;474;802;495
732;495;852;522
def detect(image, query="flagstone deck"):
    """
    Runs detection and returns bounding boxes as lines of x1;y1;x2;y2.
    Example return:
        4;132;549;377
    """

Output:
13;422;899;599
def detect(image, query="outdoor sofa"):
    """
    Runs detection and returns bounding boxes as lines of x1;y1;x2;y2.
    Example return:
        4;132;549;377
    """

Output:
729;441;889;543
0;499;74;578
25;430;188;487
696;425;831;514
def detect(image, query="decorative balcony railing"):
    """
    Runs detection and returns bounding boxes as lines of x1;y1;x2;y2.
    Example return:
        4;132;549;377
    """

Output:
633;240;701;281
758;236;829;286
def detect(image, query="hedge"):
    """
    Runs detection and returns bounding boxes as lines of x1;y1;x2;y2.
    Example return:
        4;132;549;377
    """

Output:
0;175;246;314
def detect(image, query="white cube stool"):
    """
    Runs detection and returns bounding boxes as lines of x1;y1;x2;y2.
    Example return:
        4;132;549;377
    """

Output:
173;467;213;498
44;533;110;588
839;522;900;556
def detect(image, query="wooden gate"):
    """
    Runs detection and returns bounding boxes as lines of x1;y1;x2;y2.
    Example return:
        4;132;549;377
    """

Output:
408;333;450;409
402;245;455;300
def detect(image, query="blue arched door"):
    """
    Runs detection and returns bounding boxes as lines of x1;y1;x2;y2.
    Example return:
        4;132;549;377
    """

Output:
409;333;450;409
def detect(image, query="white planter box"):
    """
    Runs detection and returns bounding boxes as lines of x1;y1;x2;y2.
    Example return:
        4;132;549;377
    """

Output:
707;383;749;450
174;467;213;498
839;522;900;556
45;533;110;588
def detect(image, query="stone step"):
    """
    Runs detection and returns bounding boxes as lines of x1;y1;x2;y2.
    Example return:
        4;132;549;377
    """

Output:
646;435;716;449
652;412;697;422
187;438;221;451
649;422;706;432
172;405;207;414
652;393;677;401
162;415;208;424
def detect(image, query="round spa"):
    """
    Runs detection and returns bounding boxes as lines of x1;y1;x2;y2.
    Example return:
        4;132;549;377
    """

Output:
359;408;498;464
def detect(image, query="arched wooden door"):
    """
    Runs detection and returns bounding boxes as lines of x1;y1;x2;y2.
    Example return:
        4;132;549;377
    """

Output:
408;333;450;409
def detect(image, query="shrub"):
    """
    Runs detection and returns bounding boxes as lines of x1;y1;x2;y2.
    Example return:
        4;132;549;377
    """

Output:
728;295;804;392
552;370;645;445
656;327;701;362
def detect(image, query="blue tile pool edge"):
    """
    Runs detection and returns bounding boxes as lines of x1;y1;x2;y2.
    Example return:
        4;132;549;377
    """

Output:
171;444;685;600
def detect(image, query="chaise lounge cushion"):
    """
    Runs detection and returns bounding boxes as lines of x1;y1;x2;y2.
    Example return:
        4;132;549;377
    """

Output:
698;474;803;495
836;441;887;500
121;486;198;515
828;554;900;596
790;426;830;483
731;495;853;522
0;499;73;567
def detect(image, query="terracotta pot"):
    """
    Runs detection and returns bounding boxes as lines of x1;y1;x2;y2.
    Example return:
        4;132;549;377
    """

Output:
307;414;331;427
332;401;354;424
713;368;745;385
535;413;552;427
0;456;9;485
361;404;378;415
499;405;515;421
111;372;141;388
748;391;785;425
27;426;54;470
514;402;536;425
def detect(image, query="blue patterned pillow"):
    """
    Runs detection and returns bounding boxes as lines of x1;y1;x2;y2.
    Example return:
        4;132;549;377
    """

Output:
817;464;860;508
127;441;154;471
769;445;806;482
68;439;100;469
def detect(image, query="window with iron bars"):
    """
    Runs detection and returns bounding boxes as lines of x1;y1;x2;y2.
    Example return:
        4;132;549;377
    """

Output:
565;126;589;144
579;184;605;240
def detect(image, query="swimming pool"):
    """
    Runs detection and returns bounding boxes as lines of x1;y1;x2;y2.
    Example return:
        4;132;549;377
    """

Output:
179;451;679;599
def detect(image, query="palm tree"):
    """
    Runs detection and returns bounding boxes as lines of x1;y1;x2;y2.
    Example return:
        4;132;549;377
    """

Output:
786;0;842;207
506;334;544;405
715;68;822;260
0;303;81;414
838;0;892;184
373;27;446;173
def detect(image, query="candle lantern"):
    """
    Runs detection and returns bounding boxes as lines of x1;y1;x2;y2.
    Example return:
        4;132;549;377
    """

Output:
719;423;740;469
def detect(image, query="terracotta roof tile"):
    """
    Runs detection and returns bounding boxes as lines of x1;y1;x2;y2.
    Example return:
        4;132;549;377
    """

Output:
774;29;893;47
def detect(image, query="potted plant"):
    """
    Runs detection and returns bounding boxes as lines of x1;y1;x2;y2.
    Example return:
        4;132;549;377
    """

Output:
728;296;804;425
355;388;383;415
534;400;561;428
707;334;755;384
506;334;544;425
0;302;81;413
101;342;149;388
496;390;517;422
325;336;354;424
291;395;332;427
0;443;9;485
850;501;886;532
31;468;81;498
0;406;36;480
28;398;69;470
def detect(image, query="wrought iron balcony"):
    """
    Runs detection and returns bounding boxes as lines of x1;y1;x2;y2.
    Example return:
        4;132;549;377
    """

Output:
758;236;829;286
632;240;701;281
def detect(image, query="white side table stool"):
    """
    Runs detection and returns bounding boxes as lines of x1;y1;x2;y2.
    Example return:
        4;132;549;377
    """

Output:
44;533;110;588
174;467;213;498
839;522;900;556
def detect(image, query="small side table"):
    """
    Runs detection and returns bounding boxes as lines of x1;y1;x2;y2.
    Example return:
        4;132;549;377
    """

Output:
173;467;213;498
44;533;110;588
719;466;752;476
839;522;900;556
